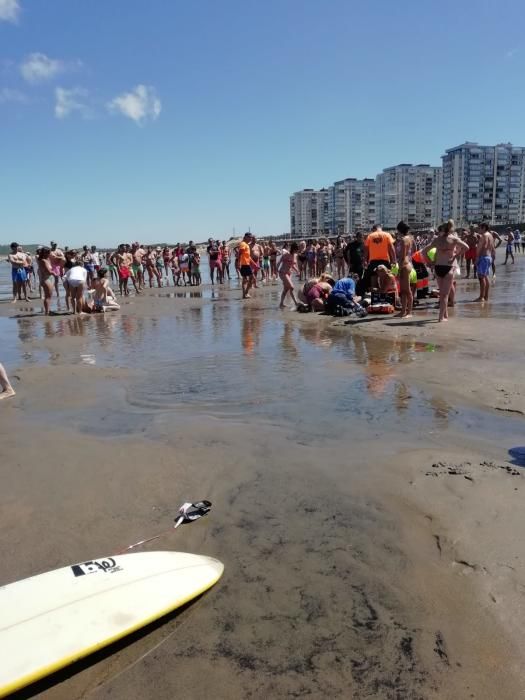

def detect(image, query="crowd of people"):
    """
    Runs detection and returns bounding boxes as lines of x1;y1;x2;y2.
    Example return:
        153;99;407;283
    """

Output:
1;222;521;400
264;221;523;322
4;222;522;322
6;242;119;315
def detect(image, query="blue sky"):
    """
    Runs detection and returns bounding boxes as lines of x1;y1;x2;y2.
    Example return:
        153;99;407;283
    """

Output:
1;0;525;247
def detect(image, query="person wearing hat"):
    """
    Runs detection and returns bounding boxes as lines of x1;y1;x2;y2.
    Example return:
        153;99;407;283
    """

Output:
238;233;255;299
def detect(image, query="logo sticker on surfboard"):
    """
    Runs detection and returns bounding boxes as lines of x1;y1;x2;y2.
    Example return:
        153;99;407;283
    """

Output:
71;558;122;577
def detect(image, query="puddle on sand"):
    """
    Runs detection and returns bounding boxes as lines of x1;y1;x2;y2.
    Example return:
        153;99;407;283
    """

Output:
13;303;522;455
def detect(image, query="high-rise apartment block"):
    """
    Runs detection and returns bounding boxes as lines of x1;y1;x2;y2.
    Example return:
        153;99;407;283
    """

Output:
291;166;441;236
442;142;525;225
289;189;329;237
328;179;376;234
289;142;525;236
375;164;442;230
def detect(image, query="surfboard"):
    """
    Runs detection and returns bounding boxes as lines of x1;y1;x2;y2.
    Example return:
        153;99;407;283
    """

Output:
0;550;223;697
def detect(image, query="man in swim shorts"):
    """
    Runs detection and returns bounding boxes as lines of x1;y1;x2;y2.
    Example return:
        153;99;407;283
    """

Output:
475;223;495;302
238;233;255;299
8;242;29;302
131;242;146;290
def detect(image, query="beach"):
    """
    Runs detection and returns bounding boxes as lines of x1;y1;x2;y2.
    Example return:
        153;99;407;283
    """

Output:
1;264;525;698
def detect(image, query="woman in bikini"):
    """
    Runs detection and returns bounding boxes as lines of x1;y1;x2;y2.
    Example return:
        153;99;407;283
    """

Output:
37;247;55;315
395;221;415;318
144;247;160;288
221;241;231;281
278;242;299;309
422;220;468;322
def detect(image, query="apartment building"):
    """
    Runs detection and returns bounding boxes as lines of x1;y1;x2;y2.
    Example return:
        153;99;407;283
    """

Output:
375;164;443;229
326;178;376;234
289;189;329;237
442;142;525;225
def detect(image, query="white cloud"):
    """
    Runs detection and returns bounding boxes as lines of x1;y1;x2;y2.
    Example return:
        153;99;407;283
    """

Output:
0;0;20;23
20;52;82;83
55;87;89;119
505;48;518;59
107;84;161;125
0;87;28;103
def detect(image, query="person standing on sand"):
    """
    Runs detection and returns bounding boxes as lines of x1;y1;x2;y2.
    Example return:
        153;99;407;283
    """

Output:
278;242;299;309
49;241;65;299
464;226;479;279
474;223;495;302
131;243;146;290
37;247;55;315
363;224;396;292
503;228;515;265
490;228;502;277
24;250;35;294
395;221;414;319
514;228;521;254
221;241;231;281
249;236;263;288
422;220;468;322
186;241;197;282
0;362;15;400
346;232;364;278
207;238;222;285
269;241;279;280
239;233;255;299
81;245;96;287
261;242;271;283
8;243;29;302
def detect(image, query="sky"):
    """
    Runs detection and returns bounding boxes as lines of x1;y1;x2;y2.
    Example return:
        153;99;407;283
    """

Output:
1;0;525;247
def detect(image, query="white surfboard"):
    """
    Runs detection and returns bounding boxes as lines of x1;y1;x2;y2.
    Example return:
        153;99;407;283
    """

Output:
0;551;223;698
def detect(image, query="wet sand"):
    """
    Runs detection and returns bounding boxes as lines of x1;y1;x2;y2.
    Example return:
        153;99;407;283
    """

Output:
1;263;525;698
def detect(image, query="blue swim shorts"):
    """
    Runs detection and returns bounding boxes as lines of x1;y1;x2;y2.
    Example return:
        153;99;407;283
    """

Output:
11;267;27;283
477;255;492;278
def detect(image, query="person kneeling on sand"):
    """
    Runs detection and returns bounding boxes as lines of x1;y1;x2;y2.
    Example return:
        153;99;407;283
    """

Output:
93;268;120;312
0;362;15;400
300;280;333;311
325;276;366;316
375;265;399;306
64;261;88;314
